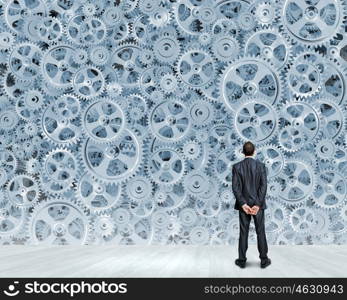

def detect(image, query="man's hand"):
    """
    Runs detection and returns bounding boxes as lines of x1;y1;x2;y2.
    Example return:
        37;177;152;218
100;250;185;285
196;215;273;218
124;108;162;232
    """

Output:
250;205;260;215
242;204;252;214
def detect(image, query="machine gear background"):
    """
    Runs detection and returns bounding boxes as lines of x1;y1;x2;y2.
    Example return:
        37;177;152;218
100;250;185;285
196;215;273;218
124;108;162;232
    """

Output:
0;0;347;246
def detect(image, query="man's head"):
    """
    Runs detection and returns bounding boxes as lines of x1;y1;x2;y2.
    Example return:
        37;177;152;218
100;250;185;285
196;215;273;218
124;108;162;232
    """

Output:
242;141;255;156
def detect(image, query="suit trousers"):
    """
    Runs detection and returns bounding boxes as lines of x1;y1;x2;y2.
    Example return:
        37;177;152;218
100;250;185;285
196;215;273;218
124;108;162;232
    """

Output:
238;209;268;261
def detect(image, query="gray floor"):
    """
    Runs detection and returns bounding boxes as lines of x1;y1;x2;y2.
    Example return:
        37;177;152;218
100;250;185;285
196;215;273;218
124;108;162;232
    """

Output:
0;245;346;277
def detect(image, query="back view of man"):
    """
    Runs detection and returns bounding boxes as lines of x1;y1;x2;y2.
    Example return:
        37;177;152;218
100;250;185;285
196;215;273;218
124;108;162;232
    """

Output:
232;141;271;269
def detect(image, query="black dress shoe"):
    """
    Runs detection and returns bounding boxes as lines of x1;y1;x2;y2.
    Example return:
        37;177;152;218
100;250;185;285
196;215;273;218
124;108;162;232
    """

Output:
260;258;271;268
235;259;246;268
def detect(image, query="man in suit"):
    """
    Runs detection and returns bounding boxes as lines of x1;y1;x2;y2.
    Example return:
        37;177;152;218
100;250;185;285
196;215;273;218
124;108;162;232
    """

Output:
232;141;271;269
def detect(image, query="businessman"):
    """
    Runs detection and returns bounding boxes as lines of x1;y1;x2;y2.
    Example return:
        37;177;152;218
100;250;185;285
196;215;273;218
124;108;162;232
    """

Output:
232;141;271;269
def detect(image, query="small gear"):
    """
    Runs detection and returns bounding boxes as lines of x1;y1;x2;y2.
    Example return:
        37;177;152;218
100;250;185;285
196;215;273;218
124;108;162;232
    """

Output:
184;170;209;196
72;49;89;65
82;3;97;16
153;32;181;64
89;46;110;66
125;175;153;203
106;83;123;96
0;31;16;51
181;139;203;160
277;158;316;206
179;207;198;227
175;48;216;90
257;143;286;177
159;73;178;95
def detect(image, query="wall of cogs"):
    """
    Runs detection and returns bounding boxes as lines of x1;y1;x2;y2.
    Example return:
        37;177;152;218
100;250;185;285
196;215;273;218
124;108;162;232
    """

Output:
0;0;347;246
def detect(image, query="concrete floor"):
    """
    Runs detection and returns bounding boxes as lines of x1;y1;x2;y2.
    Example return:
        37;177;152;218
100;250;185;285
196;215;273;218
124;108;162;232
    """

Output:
0;245;346;277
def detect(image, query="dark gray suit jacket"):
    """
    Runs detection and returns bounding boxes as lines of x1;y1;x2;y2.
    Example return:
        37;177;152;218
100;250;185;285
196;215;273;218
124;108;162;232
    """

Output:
232;157;267;210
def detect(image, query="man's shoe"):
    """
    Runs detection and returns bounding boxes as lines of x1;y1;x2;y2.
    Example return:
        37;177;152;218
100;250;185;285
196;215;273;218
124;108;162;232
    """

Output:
235;259;246;268
260;258;271;268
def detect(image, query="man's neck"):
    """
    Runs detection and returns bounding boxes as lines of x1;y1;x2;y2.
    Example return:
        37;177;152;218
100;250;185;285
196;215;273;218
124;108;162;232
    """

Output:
245;155;254;158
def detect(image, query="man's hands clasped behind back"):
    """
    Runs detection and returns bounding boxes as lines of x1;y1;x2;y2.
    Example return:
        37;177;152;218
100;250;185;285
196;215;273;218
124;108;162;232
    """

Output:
242;204;260;215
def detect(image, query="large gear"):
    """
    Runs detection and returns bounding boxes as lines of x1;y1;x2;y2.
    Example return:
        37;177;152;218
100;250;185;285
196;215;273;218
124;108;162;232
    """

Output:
72;65;105;100
0;190;28;238
24;16;63;44
277;158;316;206
175;48;216;89
281;0;346;47
149;99;191;143
153;32;181;64
40;99;81;147
82;98;125;143
250;1;280;27
40;148;79;196
41;44;80;90
220;56;283;111
5;174;41;209
110;42;147;88
278;100;322;152
3;0;48;36
76;172;121;214
81;128;143;183
231;97;278;145
173;0;217;35
27;198;92;245
285;50;324;99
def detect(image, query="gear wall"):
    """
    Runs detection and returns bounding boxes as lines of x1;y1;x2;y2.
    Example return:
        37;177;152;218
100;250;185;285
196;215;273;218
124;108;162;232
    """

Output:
0;0;347;245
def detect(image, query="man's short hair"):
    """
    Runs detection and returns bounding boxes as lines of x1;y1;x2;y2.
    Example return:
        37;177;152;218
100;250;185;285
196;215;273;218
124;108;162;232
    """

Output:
242;141;255;156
